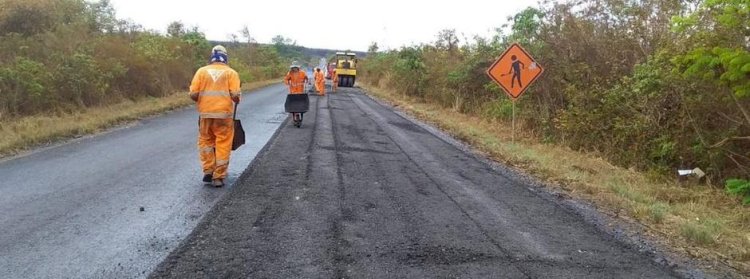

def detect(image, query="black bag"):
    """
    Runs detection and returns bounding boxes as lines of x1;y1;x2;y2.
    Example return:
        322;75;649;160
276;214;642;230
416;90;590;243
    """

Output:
232;104;245;150
285;94;310;113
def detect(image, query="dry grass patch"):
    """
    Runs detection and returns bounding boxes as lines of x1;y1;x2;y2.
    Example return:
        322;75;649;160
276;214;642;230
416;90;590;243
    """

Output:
0;79;279;158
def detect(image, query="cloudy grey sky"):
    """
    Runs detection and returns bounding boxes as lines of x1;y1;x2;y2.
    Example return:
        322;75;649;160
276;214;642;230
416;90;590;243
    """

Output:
108;0;539;51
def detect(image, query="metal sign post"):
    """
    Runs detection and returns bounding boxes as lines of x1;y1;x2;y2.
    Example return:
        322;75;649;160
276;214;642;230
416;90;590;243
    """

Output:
512;101;516;143
486;43;544;142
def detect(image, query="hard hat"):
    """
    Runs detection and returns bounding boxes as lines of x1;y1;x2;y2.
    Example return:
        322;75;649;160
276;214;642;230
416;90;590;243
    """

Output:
290;61;301;69
212;45;227;55
210;45;229;63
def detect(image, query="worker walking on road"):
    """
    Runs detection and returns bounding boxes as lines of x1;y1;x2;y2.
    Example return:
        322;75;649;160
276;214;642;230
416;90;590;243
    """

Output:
331;69;339;93
285;62;309;94
189;45;241;187
311;67;319;93
314;68;326;96
285;62;309;126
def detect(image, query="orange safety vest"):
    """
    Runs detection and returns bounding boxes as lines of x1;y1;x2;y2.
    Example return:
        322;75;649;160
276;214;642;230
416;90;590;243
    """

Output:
190;63;241;119
285;71;308;94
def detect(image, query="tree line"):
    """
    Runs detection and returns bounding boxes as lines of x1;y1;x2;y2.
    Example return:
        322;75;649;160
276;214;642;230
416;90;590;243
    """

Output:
0;0;293;118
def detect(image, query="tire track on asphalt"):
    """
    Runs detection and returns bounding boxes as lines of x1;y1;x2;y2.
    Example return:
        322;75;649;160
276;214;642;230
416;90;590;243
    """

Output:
328;93;448;277
343;91;533;278
316;95;349;278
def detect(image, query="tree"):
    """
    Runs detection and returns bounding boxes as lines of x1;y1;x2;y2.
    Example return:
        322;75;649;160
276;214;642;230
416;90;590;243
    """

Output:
114;19;142;33
672;0;750;183
166;21;185;38
271;35;293;46
239;25;256;44
0;0;87;36
227;33;239;45
504;7;544;47
271;35;301;59
436;29;459;52
674;0;750;100
368;42;379;55
87;0;118;33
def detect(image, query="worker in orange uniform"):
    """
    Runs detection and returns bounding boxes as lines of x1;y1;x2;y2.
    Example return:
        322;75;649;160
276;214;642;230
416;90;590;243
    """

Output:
312;68;319;92
311;67;320;93
189;45;241;187
331;69;339;93
310;67;316;92
284;62;309;125
314;68;326;96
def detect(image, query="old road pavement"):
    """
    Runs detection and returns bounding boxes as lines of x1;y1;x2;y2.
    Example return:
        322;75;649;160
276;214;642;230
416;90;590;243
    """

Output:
150;86;690;279
0;84;289;278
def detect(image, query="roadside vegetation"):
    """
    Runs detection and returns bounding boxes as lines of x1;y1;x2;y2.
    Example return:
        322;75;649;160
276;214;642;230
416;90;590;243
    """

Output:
361;0;750;274
0;0;297;156
0;79;278;158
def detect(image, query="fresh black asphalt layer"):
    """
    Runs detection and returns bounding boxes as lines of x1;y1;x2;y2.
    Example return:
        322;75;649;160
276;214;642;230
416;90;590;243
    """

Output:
150;87;680;279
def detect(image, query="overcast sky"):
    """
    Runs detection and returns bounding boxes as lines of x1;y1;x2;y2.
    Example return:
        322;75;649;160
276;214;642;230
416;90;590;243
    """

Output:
108;0;539;51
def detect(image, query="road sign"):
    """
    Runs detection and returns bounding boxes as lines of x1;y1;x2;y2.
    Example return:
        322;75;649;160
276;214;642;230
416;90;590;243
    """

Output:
486;43;544;101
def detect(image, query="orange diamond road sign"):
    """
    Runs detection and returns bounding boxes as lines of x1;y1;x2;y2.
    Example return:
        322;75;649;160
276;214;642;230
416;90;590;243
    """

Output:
487;43;544;101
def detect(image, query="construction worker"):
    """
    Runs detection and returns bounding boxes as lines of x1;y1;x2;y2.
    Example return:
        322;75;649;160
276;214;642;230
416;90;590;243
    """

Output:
311;67;320;93
189;45;241;187
331;69;339;92
284;62;309;125
314;68;326;96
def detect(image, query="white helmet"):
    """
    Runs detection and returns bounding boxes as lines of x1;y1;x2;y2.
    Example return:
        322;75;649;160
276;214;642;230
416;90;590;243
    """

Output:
290;61;301;69
212;45;227;55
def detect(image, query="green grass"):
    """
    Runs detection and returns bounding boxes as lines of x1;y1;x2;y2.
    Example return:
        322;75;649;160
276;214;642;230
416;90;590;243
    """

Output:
607;178;650;204
649;203;670;224
680;219;723;245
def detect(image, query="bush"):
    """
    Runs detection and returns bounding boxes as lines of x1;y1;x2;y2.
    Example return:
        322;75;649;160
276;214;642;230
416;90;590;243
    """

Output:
0;0;288;118
0;57;50;115
359;0;750;197
726;179;750;205
52;52;113;107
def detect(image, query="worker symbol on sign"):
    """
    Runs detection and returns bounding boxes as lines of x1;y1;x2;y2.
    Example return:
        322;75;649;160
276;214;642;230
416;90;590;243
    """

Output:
505;55;524;88
486;43;544;100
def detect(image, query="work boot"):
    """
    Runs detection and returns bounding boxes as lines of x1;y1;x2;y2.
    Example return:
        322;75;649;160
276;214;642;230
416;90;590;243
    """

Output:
212;179;225;187
202;174;213;183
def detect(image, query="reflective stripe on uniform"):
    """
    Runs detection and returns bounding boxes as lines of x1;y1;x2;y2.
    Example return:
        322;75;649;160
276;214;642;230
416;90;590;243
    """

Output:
200;146;214;153
200;112;233;118
201;91;231;97
216;159;229;166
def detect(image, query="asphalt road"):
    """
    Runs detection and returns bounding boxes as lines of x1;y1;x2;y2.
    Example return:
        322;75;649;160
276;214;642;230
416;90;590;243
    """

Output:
151;87;680;278
0;84;289;278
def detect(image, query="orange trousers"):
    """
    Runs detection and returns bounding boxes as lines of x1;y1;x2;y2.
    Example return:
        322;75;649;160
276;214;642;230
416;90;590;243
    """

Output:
316;80;326;96
198;118;235;179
